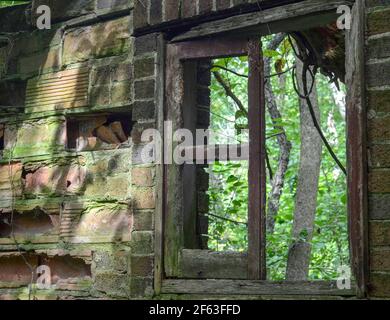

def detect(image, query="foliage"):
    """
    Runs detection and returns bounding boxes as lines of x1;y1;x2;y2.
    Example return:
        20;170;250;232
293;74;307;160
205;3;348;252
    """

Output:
0;1;29;8
206;37;348;281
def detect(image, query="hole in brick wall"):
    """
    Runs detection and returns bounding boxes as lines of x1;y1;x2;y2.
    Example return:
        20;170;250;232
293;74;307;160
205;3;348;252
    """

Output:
66;112;133;151
0;208;55;238
41;255;91;284
0;254;36;285
0;80;26;114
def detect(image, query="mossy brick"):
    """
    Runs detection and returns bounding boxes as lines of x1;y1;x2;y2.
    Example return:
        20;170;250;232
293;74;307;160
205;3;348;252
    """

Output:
369;272;390;297
150;0;163;25
18;48;61;75
90;85;110;106
74;204;132;243
370;221;390;246
134;79;155;99
164;0;181;21
367;60;390;88
368;34;390;60
129;276;153;298
130;255;154;277
134;57;155;79
371;248;390;271
93;250;129;273
368;116;390;142
134;0;149;29
63;17;130;65
91;66;111;86
4;117;66;158
0;163;23;199
368;8;390;36
182;0;197;18
368;89;390;114
369;170;390;193
132;187;156;209
133;100;156;121
132;167;155;187
85;148;131;175
83;173;131;200
130;231;154;254
369;194;390;220
111;63;133;82
24;164;87;197
135;34;158;55
94;271;130;298
133;210;154;231
111;80;132;105
369;144;390;168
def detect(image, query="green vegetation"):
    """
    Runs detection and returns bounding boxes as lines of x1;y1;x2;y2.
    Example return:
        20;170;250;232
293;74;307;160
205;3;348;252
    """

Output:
206;36;348;281
0;1;29;8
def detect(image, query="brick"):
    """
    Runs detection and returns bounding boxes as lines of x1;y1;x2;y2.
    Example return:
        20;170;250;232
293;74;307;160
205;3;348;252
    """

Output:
370;194;390;220
133;210;154;231
216;0;231;10
130;276;153;297
63;17;130;65
135;34;157;55
367;59;390;88
131;231;154;254
368;116;390;142
93;250;129;273
132;187;155;209
74;205;132;242
132;167;155;187
134;79;155;99
134;0;149;29
182;0;197;18
94;271;130;298
369;272;390;297
111;63;132;82
367;0;390;7
368;89;390;114
370;221;390;246
91;66;111;86
369;170;390;193
370;144;390;168
368;34;390;60
150;0;162;24
90;85;110;106
133;100;156;120
164;0;180;21
368;8;390;36
111;81;132;105
18;48;61;75
199;1;213;14
130;255;154;277
371;248;390;271
134;57;155;79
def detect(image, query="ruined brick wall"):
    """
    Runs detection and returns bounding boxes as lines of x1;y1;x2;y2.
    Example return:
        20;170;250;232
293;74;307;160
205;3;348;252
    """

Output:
0;0;155;300
1;0;390;300
366;0;390;298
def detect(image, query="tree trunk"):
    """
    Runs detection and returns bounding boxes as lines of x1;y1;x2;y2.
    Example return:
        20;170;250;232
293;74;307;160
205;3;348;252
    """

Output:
264;34;292;233
286;58;322;281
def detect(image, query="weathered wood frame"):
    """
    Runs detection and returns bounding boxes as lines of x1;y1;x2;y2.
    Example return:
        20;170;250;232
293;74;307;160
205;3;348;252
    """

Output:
163;37;266;280
155;0;367;298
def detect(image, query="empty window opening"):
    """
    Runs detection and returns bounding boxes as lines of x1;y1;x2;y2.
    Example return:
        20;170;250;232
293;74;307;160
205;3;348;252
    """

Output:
66;113;133;151
166;28;351;284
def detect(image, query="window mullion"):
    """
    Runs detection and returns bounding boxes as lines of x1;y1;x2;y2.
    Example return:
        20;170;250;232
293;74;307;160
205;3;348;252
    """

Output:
247;38;266;280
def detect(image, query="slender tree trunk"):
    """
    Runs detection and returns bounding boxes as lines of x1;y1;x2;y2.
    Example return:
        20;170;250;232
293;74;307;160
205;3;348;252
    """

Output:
286;58;322;280
264;34;292;233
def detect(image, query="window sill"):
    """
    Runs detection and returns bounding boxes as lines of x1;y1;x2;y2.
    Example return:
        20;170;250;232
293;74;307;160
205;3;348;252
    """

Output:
161;279;356;297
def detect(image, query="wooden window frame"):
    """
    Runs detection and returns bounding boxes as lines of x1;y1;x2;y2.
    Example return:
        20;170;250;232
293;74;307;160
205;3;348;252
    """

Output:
155;0;368;298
